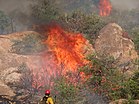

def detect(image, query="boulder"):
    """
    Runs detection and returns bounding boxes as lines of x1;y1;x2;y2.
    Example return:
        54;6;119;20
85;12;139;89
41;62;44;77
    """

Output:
95;23;138;73
0;31;42;101
0;81;15;97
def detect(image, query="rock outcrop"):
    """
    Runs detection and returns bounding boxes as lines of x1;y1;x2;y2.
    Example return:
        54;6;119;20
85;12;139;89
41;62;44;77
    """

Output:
95;23;138;73
0;30;94;102
0;31;42;102
0;23;138;103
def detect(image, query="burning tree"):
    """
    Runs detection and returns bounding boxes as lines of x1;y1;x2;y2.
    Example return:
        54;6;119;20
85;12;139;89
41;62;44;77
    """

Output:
99;0;112;16
29;23;94;90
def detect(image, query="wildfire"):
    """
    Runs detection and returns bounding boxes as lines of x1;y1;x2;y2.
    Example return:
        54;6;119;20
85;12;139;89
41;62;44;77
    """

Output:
30;24;92;89
99;0;112;16
43;24;89;73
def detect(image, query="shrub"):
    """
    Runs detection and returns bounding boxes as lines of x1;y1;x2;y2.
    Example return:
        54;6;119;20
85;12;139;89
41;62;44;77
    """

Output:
130;27;139;54
0;10;12;34
59;11;106;45
119;71;139;100
79;54;126;100
53;77;79;104
11;33;46;55
31;0;59;23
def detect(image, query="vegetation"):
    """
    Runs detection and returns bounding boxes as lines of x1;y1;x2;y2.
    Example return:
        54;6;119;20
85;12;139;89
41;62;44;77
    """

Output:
1;0;139;103
130;27;139;54
0;10;12;34
53;77;79;104
120;71;139;100
59;11;106;45
51;54;139;103
11;33;46;55
79;54;139;103
31;0;59;23
79;54;124;100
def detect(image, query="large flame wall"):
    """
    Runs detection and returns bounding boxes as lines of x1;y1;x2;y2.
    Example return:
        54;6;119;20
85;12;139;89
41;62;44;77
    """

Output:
30;24;91;89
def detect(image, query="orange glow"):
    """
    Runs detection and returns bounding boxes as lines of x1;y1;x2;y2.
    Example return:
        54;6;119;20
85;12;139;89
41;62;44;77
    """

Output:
99;0;112;16
43;24;88;73
30;24;91;89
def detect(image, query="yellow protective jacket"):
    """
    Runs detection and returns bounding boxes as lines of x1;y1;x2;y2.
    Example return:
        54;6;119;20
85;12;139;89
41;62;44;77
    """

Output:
39;95;54;104
46;97;54;104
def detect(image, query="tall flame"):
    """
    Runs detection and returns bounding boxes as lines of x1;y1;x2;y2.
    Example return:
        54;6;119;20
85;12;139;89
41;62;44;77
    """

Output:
30;24;91;89
43;24;88;73
99;0;112;16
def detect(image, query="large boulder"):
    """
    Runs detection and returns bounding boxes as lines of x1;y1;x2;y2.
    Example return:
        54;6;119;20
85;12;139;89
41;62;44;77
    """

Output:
0;30;94;102
0;31;42;101
95;23;138;73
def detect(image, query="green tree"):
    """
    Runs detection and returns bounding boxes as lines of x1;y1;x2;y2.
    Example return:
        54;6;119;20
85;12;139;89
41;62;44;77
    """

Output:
53;77;79;104
79;54;126;100
11;33;45;55
130;27;139;54
0;11;11;34
120;71;139;100
59;11;106;45
31;0;59;23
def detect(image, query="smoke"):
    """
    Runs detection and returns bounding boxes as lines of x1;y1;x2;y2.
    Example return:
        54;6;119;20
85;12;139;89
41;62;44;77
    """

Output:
0;0;34;32
110;0;139;10
0;0;139;32
80;89;108;104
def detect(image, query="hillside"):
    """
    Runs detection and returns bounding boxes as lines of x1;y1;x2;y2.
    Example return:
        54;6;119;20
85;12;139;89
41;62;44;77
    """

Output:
0;23;138;104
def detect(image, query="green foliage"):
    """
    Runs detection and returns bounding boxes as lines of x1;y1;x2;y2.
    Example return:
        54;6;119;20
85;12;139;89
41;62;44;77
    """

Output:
130;27;139;54
80;53;139;102
59;11;106;44
11;34;46;55
120;71;139;100
0;11;11;34
80;54;126;100
53;77;79;104
31;0;59;23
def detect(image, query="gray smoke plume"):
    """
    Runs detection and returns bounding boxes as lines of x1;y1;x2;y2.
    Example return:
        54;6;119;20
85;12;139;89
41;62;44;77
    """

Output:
0;0;33;32
0;0;139;33
110;0;139;10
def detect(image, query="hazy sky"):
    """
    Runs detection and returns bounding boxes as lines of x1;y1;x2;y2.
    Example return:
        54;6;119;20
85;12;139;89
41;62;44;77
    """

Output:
110;0;139;10
0;0;33;32
0;0;32;14
0;0;139;15
0;0;139;32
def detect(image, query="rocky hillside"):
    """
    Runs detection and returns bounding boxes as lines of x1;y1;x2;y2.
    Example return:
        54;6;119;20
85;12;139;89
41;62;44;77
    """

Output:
0;23;138;103
0;31;44;103
0;29;94;103
95;23;138;74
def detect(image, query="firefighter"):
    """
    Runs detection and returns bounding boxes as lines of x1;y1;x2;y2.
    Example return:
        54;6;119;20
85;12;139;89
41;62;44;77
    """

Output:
39;90;54;104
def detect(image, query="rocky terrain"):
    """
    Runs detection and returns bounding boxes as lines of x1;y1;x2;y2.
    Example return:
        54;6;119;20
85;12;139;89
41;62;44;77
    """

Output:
0;31;43;103
0;23;138;103
95;23;138;75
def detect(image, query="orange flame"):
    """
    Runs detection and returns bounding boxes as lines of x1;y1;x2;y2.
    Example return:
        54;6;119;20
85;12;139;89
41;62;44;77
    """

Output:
99;0;112;16
43;24;88;73
30;24;91;89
